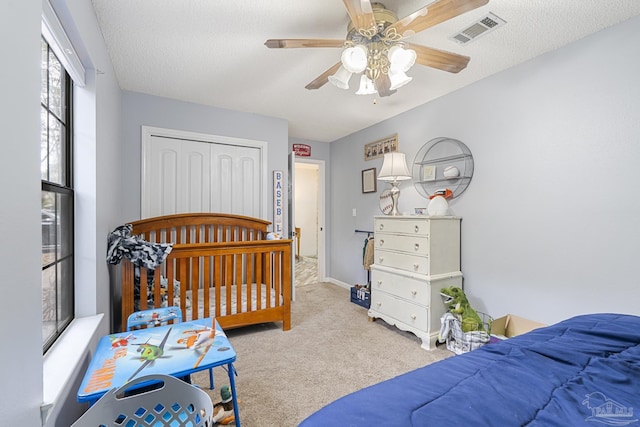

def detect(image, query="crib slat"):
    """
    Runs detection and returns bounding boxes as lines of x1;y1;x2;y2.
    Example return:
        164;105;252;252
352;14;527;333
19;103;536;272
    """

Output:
179;258;188;320
203;255;211;318
235;253;243;314
247;252;254;312
166;260;177;319
122;261;135;330
140;268;148;310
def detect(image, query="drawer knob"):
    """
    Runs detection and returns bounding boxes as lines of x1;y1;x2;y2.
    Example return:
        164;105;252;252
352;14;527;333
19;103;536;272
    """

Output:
411;290;417;296
411;314;417;320
379;239;384;246
377;302;382;307
414;225;419;233
377;280;382;286
414;243;420;251
379;224;384;230
379;257;384;263
413;263;419;270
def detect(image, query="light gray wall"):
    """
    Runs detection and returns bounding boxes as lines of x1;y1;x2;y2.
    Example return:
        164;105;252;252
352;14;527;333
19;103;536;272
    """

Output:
120;91;289;225
329;15;640;325
1;2;43;425
1;0;124;425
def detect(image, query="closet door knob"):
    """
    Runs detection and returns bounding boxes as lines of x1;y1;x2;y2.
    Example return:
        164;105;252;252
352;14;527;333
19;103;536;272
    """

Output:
414;243;420;251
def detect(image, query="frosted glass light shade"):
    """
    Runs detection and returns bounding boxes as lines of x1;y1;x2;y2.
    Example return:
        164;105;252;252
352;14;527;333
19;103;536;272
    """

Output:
328;66;352;90
389;68;412;90
341;45;368;73
356;75;377;95
388;46;416;72
378;152;411;181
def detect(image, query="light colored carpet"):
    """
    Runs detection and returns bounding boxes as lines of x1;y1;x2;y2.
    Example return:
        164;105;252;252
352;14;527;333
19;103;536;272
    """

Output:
192;282;452;426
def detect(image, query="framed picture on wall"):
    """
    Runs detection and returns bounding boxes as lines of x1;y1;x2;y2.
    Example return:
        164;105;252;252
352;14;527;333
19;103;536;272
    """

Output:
362;168;377;193
364;134;398;161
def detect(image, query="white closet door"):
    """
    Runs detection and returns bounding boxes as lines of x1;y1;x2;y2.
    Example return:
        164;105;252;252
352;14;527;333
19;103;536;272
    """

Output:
142;127;265;219
210;143;261;218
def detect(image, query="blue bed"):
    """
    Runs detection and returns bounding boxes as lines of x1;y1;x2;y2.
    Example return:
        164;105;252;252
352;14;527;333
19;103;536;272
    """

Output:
300;313;640;426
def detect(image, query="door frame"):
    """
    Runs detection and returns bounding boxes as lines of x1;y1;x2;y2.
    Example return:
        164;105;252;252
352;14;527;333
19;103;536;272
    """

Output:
141;126;268;219
294;158;326;281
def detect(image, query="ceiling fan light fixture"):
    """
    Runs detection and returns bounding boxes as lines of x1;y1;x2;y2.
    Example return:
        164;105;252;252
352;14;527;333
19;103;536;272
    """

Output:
341;45;368;73
388;45;416;72
356;75;377;95
388;68;412;90
328;65;353;89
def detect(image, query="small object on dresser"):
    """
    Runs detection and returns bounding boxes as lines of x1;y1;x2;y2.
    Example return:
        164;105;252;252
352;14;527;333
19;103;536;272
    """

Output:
350;286;371;309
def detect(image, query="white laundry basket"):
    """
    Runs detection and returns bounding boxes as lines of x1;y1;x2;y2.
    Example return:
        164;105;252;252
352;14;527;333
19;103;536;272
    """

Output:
72;374;213;427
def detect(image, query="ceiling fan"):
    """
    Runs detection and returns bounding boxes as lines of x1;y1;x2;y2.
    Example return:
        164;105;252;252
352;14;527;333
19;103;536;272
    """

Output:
265;0;489;97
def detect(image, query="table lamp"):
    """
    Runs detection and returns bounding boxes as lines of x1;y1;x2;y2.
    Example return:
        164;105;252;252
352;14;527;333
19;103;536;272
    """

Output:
378;152;412;216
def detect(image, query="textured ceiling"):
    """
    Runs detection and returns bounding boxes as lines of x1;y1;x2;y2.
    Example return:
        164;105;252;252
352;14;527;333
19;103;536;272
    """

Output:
91;0;640;142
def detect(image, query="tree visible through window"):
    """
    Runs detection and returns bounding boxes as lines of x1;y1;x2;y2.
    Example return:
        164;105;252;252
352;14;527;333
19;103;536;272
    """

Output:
41;37;74;352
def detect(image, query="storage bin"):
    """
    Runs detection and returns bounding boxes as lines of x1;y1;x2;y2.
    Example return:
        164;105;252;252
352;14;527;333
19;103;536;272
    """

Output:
442;311;492;355
350;286;371;309
71;374;213;427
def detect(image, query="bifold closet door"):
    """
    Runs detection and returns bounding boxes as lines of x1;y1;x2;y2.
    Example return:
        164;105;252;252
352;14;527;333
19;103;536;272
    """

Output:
143;134;262;219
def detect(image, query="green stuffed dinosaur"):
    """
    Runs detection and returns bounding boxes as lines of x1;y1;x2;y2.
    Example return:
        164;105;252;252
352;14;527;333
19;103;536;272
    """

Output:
440;286;486;333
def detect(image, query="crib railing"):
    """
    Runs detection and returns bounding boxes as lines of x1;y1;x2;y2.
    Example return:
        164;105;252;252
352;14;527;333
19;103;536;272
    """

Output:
120;239;292;332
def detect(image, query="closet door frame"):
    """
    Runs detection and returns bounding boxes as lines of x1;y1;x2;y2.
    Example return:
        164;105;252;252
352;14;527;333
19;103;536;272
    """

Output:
141;125;268;219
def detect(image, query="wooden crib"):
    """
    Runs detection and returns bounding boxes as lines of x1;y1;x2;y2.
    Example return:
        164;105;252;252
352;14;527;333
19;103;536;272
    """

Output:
116;213;292;333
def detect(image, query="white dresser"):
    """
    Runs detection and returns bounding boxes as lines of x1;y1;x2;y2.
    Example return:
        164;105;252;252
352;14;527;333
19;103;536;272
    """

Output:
368;216;462;350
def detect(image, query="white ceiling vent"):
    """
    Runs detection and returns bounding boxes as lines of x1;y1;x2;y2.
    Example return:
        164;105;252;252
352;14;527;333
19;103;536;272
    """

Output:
450;12;506;45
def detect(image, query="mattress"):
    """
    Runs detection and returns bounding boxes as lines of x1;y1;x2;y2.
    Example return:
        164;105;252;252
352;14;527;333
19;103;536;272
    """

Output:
299;313;640;427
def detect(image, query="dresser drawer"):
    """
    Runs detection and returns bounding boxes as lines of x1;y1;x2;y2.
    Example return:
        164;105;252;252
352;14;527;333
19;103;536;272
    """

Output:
376;233;429;256
375;249;429;275
371;267;430;306
370;291;429;333
375;218;429;236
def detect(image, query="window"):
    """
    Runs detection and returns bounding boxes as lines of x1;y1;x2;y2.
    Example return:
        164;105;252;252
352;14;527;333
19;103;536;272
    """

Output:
41;37;74;352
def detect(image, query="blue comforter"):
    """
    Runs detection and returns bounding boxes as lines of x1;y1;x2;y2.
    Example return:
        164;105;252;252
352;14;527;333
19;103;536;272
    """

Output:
299;313;640;426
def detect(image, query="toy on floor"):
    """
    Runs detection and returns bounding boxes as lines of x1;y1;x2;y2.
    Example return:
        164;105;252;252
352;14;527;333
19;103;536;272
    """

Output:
213;385;236;425
439;286;485;333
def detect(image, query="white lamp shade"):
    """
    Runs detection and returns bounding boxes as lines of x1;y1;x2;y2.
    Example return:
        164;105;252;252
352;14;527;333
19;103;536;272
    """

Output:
356;75;377;95
328;66;352;90
341;45;368;73
389;68;412;90
388;45;416;72
378;152;411;181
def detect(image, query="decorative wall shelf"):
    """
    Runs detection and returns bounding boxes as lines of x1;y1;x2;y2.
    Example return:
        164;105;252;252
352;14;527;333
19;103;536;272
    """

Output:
412;137;474;200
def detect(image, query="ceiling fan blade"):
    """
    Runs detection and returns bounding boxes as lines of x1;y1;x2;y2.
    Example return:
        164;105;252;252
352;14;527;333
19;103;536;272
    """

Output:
342;0;377;36
265;39;346;49
406;42;470;73
375;74;397;97
305;63;342;90
387;0;489;38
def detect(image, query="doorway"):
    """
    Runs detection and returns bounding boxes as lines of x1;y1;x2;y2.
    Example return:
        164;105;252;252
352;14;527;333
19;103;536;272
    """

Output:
294;159;325;287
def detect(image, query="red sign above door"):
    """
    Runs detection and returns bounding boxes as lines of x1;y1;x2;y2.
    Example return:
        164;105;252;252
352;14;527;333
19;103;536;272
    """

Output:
293;144;311;157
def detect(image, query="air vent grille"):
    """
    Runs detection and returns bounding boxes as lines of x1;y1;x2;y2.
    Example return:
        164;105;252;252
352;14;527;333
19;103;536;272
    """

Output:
450;12;506;45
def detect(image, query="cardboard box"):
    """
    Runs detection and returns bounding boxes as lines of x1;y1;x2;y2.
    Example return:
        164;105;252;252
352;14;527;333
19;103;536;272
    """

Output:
490;314;546;340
